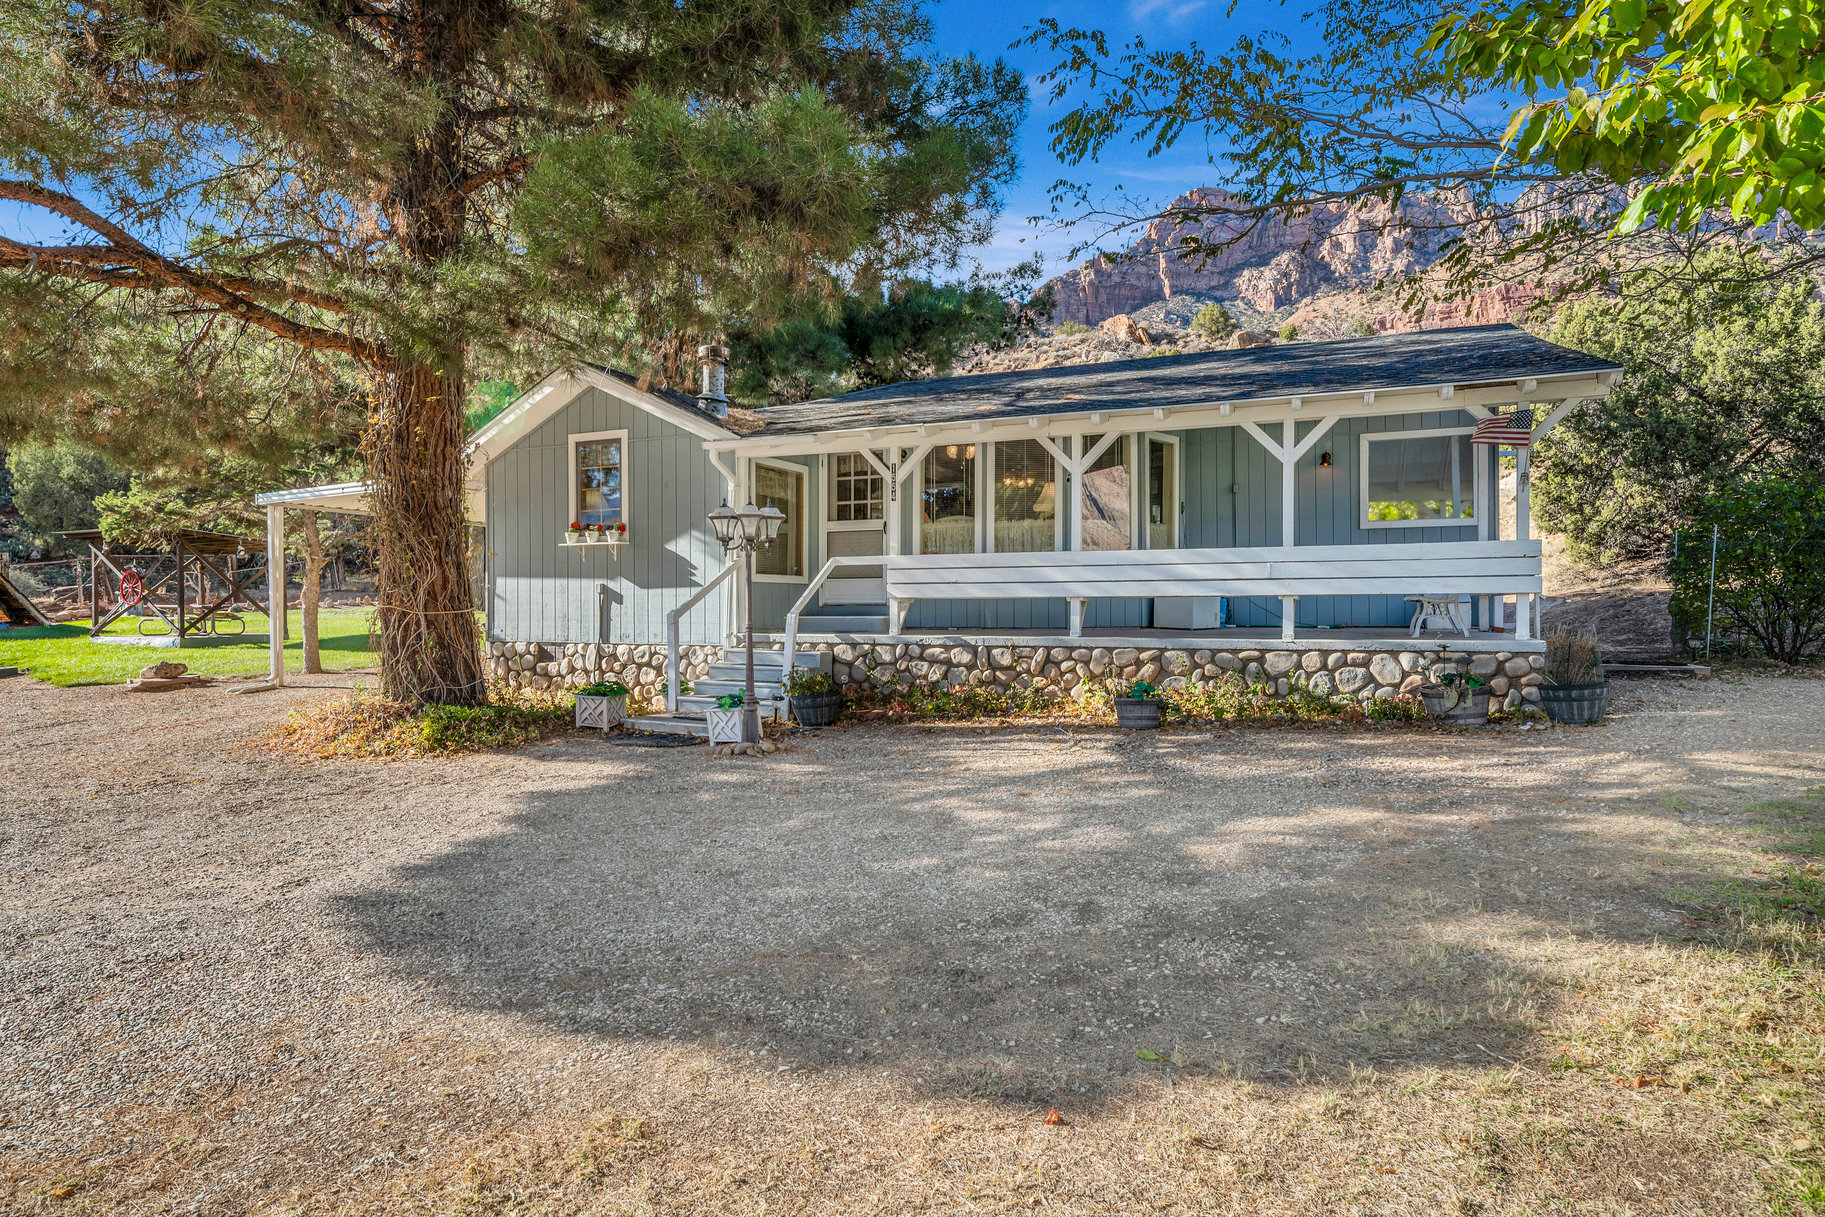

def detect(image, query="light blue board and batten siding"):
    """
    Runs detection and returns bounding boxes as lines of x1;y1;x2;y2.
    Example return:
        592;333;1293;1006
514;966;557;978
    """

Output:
485;386;733;646
1181;409;1495;629
888;408;1490;632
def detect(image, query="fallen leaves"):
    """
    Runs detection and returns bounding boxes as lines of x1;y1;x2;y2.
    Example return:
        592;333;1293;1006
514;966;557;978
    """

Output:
1042;1109;1065;1126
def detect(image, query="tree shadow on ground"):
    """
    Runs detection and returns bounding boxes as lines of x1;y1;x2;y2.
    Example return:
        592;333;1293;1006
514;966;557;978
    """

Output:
332;716;1810;1106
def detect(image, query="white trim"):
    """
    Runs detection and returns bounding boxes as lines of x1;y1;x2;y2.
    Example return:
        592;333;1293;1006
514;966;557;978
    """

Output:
1359;426;1482;531
567;428;630;534
1142;432;1182;550
751;457;810;583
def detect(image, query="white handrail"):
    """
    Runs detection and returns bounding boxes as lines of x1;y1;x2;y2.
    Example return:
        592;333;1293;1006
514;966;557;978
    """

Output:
665;560;739;712
781;556;880;674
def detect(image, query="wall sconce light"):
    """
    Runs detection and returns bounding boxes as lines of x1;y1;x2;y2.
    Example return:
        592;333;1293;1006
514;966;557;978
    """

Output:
1319;451;1333;468
964;444;976;461
946;444;958;459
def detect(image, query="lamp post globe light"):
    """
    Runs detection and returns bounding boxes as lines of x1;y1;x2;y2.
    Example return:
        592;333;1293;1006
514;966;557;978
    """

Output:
711;498;785;742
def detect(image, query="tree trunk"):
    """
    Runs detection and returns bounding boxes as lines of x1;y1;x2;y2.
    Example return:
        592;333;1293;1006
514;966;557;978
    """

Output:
301;510;325;675
366;360;485;707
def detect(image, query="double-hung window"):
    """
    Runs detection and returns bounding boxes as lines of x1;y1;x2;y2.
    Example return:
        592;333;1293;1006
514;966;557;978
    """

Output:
569;431;627;529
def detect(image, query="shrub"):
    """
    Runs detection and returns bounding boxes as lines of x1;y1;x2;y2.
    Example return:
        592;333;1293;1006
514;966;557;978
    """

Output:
1668;477;1825;662
1190;302;1236;340
1543;630;1601;684
1277;321;1299;341
1344;318;1377;337
1365;694;1429;722
784;668;838;696
577;679;630;697
1055;321;1090;336
269;684;573;758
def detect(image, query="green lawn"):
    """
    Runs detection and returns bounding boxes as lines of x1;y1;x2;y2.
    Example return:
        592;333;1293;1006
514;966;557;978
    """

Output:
0;608;378;686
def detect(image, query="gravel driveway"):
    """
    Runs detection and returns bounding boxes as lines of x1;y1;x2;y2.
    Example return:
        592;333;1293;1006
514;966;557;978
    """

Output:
3;669;1822;1214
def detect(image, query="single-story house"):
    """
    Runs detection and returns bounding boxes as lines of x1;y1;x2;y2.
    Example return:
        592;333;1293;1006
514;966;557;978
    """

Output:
257;324;1618;728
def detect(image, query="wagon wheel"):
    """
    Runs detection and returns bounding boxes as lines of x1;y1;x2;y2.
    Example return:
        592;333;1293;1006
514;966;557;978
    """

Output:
118;569;145;606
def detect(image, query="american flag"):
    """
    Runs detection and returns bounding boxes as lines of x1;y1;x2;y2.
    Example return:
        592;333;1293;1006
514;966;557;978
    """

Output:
1471;407;1534;447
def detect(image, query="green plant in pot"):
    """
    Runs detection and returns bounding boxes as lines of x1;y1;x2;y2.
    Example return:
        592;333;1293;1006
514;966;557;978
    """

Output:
1113;678;1163;730
783;667;843;728
705;689;749;744
573;678;630;730
1536;629;1608;724
1416;660;1491;723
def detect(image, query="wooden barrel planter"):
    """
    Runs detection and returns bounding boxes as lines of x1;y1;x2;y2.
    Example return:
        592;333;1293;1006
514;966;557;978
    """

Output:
790;692;844;728
1537;682;1610;724
1114;697;1163;730
1418;685;1491;724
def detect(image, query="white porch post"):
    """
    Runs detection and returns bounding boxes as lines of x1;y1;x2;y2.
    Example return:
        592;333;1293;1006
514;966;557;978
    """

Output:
1067;435;1083;551
1279;595;1298;642
1068;597;1086;638
265;503;285;687
1281;420;1296;547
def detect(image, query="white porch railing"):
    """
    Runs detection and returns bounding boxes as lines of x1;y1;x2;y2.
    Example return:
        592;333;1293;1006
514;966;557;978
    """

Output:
783;541;1542;651
664;560;738;711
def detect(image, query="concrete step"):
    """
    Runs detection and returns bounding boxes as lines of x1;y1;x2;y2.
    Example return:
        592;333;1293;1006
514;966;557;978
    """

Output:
693;677;786;698
623;713;708;737
703;663;790;684
676;694;785;718
718;649;832;673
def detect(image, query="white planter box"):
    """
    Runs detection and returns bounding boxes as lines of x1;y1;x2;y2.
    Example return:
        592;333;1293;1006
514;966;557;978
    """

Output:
705;707;754;744
574;693;628;730
560;531;626;550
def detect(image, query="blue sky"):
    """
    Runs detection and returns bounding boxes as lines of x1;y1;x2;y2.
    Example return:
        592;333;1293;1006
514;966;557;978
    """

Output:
929;0;1312;276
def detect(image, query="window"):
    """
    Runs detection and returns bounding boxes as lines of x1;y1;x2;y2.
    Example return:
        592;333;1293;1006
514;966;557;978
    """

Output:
570;431;626;529
992;439;1057;552
1361;429;1478;528
1080;436;1131;551
921;443;977;553
753;462;805;578
830;452;884;522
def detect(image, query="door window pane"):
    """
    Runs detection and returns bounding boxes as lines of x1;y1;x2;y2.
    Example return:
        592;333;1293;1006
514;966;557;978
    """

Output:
1365;433;1476;523
1147;439;1176;549
921;444;977;553
993;439;1057;552
576;438;622;528
830;452;884;522
753;464;805;576
1080;436;1130;551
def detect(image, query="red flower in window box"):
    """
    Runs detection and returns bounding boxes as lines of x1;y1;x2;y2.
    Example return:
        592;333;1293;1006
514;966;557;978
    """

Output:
615;522;627;533
568;521;582;532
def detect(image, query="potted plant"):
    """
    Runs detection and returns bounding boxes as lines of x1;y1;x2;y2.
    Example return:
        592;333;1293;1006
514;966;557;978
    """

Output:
1416;660;1491;723
574;679;629;729
706;690;750;744
784;667;843;727
1537;629;1609;724
1114;679;1164;730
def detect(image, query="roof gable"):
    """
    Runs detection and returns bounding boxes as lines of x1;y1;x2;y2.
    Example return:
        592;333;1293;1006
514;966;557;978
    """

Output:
466;364;736;465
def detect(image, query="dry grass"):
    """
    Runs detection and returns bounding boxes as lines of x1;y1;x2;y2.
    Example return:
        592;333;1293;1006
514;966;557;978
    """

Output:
266;682;575;758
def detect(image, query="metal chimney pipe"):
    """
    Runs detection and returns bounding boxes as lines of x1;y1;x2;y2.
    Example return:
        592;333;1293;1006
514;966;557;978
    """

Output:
696;343;730;419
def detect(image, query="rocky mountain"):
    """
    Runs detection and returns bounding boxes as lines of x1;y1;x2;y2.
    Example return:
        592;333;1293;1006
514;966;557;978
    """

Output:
1034;187;1556;342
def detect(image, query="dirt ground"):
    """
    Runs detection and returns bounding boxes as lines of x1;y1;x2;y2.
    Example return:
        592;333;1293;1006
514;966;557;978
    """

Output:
3;669;1823;1215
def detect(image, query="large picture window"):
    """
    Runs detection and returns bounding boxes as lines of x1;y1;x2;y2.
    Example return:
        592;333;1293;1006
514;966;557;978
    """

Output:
1080;436;1131;551
570;431;627;529
1361;429;1478;528
921;444;977;553
753;462;806;578
992;439;1057;552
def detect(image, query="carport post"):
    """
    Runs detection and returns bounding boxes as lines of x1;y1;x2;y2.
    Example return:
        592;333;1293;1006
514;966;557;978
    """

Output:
266;504;285;687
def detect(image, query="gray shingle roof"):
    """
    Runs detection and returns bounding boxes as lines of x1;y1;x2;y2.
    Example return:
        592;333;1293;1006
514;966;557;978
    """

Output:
749;324;1616;436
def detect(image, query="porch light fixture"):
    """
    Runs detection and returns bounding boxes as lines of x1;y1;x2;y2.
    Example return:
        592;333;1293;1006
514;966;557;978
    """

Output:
709;497;786;743
946;444;958;459
1319;451;1333;468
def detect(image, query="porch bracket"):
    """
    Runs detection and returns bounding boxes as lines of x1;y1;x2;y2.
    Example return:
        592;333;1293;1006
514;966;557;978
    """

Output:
664;559;739;712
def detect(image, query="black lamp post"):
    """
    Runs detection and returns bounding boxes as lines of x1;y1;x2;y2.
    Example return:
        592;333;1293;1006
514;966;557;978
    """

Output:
709;497;786;742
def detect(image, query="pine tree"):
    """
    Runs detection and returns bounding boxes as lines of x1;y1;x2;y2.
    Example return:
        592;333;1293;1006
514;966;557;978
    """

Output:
0;0;1021;705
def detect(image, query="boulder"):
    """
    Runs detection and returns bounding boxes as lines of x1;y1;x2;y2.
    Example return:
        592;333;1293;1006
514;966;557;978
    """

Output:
140;661;189;680
1368;654;1403;686
1263;651;1299;677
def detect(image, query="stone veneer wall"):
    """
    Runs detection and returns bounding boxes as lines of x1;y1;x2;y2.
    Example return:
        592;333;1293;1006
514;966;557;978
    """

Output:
491;639;1546;707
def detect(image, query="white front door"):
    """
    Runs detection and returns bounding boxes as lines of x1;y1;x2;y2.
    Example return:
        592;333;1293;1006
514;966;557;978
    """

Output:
822;453;888;605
